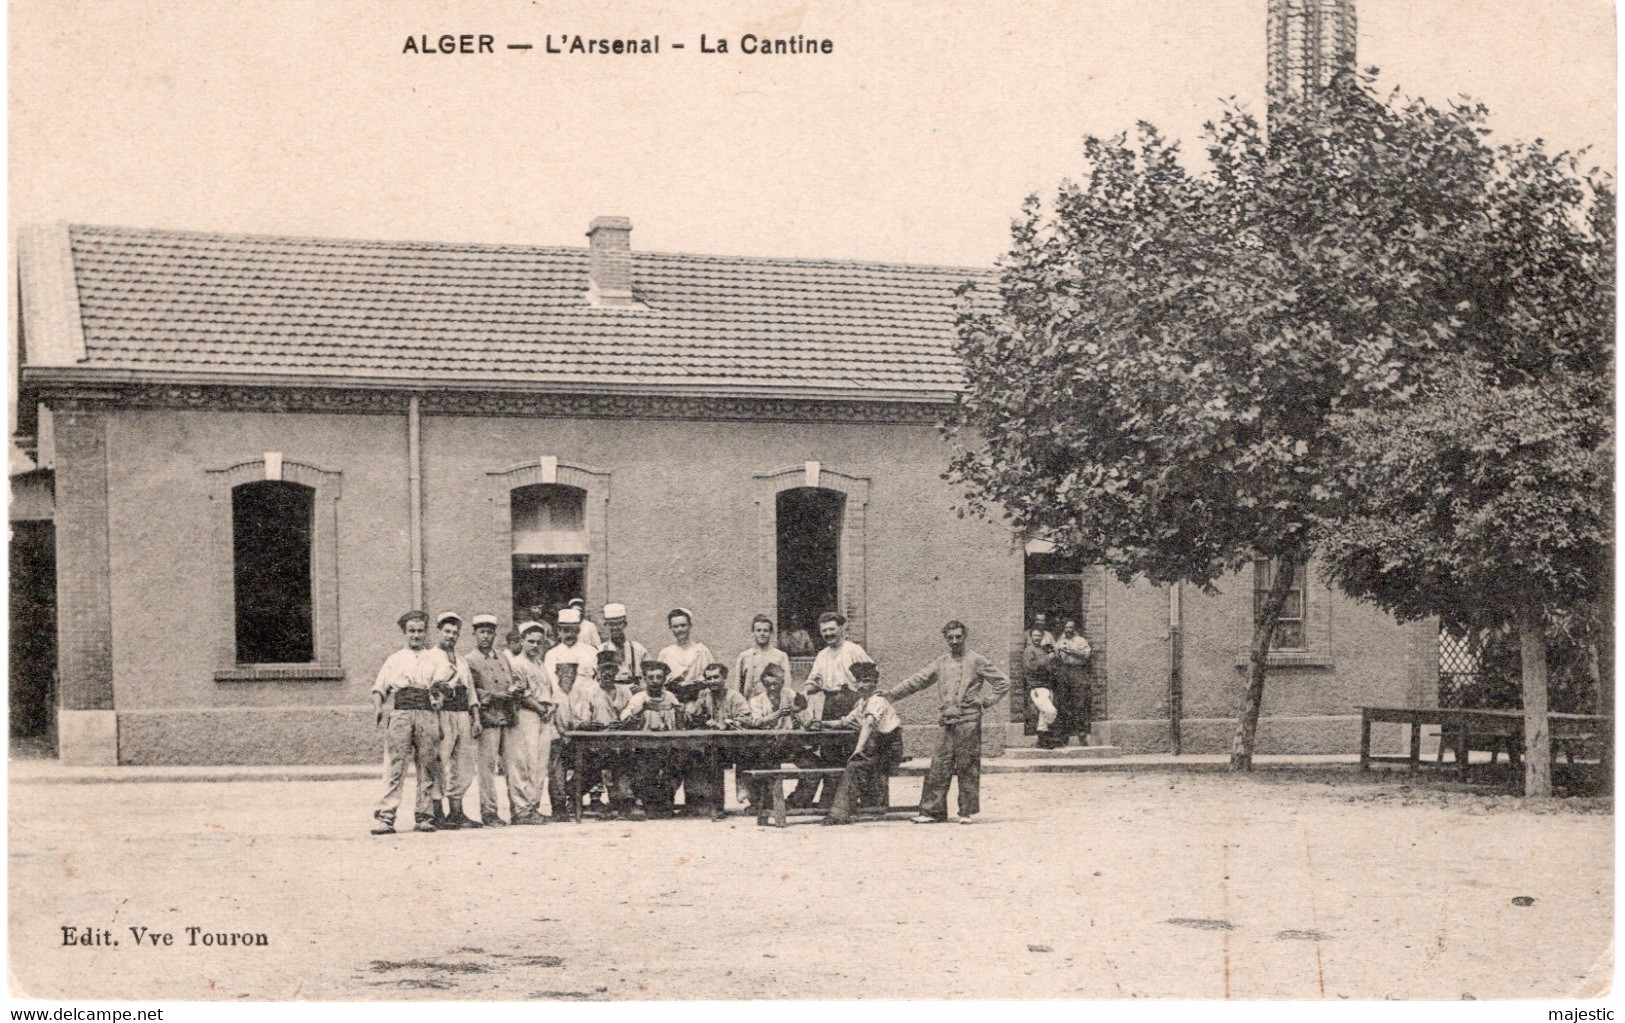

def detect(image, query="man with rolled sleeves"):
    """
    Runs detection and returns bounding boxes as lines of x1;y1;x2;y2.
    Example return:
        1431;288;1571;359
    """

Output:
468;614;519;826
427;611;481;829
370;610;442;835
885;620;1010;824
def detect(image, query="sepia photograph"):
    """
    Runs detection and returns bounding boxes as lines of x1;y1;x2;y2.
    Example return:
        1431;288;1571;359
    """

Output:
6;0;1615;1011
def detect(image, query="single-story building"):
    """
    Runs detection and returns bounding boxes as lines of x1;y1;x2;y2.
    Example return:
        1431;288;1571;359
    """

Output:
13;218;1436;765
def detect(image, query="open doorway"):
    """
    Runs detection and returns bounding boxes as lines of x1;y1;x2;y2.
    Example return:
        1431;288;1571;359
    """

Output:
10;520;57;752
776;486;843;657
510;483;589;626
1020;545;1103;724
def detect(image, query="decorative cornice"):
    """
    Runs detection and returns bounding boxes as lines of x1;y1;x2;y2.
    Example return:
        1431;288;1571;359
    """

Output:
37;383;949;424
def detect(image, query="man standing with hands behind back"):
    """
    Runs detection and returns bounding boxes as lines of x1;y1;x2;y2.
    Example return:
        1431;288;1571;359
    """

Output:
884;620;1009;825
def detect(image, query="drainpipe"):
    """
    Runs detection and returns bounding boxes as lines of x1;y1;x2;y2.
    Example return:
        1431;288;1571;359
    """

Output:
1169;581;1184;755
407;394;424;610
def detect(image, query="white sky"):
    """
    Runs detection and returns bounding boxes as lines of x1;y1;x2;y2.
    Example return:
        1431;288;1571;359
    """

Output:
8;0;1617;267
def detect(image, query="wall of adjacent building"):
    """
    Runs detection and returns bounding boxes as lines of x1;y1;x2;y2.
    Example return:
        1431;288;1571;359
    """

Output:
1101;571;1435;755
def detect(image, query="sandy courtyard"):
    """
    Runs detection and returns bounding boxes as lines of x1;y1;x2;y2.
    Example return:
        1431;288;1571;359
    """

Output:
8;768;1612;1001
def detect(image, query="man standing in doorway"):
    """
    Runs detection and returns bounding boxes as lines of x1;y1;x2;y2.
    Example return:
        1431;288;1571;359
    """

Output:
567;597;602;650
658;608;715;690
370;611;441;835
734;614;792;700
1053;618;1094;746
885;620;1010;824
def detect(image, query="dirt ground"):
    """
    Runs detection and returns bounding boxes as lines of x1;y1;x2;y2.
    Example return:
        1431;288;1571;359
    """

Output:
7;767;1612;1002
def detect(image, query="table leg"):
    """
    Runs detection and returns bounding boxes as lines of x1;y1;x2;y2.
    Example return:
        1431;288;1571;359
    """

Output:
1359;713;1371;771
712;744;723;819
573;743;583;822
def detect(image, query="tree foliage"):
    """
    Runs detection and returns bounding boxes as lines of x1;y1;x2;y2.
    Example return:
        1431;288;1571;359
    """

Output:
945;72;1612;774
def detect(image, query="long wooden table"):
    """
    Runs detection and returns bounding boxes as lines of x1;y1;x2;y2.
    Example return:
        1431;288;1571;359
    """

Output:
561;728;860;821
1358;706;1612;774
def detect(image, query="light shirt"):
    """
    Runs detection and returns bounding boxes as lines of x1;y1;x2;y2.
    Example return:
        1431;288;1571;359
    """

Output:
509;653;557;713
1054;633;1092;664
735;645;793;698
620;689;682;730
837;692;902;734
568;685;624;727
577;619;603;650
806;640;873;693
600;636;649;685
747;687;808;730
657;640;715;685
543;640;599;692
684;688;753;728
372;647;435;698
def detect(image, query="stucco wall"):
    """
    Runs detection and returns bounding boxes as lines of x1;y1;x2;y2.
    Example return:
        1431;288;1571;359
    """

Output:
98;405;1022;763
1100;568;1432;755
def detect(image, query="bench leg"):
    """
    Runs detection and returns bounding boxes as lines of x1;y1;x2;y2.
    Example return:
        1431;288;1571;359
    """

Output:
773;779;788;828
1359;714;1371;771
1409;723;1422;771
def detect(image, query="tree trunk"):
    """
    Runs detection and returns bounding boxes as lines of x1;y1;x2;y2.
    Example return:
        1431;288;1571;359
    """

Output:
1515;605;1552;798
1230;559;1296;771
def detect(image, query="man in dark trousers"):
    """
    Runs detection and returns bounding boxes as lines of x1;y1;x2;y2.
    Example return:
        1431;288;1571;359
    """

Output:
884;620;1009;824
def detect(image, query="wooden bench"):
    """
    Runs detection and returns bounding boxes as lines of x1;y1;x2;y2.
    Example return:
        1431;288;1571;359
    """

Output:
740;767;919;827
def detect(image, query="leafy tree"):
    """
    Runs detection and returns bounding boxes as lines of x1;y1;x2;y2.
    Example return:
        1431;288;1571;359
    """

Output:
945;73;1593;770
1318;132;1613;795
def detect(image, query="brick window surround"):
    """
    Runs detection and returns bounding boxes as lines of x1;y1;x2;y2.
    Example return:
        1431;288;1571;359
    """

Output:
487;458;612;606
752;462;871;647
207;455;344;681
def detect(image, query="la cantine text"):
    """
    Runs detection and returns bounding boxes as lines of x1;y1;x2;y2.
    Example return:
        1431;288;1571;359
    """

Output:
61;925;270;947
402;34;834;55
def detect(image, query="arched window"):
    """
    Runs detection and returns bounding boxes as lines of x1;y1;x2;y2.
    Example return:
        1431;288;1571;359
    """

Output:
776;487;845;644
511;483;588;623
232;480;315;664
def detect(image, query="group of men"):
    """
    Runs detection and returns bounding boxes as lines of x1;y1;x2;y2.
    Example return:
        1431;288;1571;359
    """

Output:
369;600;1012;834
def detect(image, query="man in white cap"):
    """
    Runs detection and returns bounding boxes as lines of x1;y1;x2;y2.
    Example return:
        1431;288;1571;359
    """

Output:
467;613;519;826
370;610;441;834
599;602;648;689
658;608;714;689
428;611;482;830
507;621;557;825
542;607;600;816
567;597;602;650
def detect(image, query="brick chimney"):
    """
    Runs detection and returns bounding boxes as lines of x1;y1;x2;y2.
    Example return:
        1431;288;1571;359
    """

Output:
586;215;637;307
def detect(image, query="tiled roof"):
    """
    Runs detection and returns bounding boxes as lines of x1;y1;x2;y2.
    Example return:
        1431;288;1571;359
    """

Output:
41;224;995;400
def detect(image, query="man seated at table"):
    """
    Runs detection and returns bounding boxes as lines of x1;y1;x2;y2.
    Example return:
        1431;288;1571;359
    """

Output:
618;659;683;819
676;662;752;819
738;662;809;812
819;662;905;824
570;646;631;815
